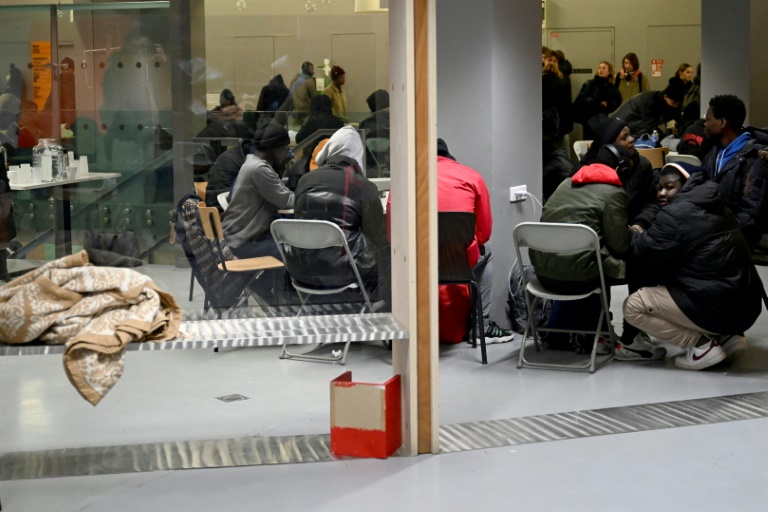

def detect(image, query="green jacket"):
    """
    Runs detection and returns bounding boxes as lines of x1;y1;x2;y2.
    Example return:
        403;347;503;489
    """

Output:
531;163;630;282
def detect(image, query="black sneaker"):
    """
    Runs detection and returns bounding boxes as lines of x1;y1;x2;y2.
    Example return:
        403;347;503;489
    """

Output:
483;321;514;344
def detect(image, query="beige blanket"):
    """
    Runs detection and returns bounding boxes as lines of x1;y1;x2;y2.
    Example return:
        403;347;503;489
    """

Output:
0;251;181;405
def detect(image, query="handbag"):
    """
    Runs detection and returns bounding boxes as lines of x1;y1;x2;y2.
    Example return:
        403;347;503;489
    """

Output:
84;230;142;266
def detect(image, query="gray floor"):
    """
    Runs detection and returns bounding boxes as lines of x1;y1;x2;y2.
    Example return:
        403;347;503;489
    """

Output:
3;265;768;510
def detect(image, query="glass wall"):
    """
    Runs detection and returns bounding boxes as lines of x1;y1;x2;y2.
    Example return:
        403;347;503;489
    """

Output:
0;0;392;322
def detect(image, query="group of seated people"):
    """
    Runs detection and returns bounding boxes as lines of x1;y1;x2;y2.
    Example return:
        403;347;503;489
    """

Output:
535;93;768;371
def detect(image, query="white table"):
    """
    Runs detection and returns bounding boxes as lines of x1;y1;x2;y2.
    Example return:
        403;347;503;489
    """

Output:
10;173;121;258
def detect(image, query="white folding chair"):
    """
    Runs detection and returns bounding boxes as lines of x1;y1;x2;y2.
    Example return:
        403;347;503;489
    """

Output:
573;140;592;161
512;222;615;373
270;219;375;364
665;152;702;166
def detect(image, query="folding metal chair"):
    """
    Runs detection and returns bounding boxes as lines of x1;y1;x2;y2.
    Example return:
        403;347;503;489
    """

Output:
270;219;375;364
438;212;487;364
512;222;615;373
665;152;702;166
573;140;592;161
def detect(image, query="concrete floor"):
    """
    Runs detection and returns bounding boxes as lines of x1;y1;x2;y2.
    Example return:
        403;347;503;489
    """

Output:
2;265;768;510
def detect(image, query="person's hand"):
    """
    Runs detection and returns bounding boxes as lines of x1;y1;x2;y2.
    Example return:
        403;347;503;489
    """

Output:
600;100;608;107
629;224;644;234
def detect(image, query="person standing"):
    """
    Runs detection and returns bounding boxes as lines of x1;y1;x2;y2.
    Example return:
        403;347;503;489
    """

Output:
323;66;347;120
542;53;573;142
615;52;650;104
573;61;622;139
289;61;317;118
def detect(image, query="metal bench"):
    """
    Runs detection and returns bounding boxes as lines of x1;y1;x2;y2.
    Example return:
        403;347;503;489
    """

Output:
0;313;408;363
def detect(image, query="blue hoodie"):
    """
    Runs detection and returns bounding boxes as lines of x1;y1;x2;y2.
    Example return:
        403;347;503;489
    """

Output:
715;131;751;174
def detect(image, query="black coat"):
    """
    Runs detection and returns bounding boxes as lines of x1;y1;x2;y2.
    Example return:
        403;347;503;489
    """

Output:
292;155;387;287
572;76;622;127
632;172;763;334
542;72;573;137
206;141;248;209
612;91;678;138
702;127;768;248
295;113;343;144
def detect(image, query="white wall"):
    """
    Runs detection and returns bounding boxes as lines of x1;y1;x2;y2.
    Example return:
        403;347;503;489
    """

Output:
203;1;389;114
437;0;541;328
545;0;701;89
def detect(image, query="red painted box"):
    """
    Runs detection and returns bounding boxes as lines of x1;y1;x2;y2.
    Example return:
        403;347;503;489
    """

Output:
330;372;402;459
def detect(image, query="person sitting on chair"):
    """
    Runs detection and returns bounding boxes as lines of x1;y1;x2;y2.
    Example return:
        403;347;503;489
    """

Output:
531;144;664;358
221;120;295;260
292;126;388;294
623;162;763;370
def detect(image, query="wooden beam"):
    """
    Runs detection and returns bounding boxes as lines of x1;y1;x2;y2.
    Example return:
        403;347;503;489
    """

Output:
413;0;432;454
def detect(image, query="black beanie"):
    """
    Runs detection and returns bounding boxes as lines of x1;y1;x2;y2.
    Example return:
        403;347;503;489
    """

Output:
437;138;455;160
255;121;290;150
663;76;690;104
591;114;627;147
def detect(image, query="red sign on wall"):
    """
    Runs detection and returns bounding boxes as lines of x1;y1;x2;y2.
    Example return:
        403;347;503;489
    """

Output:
651;59;664;78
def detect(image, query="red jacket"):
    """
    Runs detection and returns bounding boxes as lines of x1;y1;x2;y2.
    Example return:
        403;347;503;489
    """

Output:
386;156;493;343
436;156;492;266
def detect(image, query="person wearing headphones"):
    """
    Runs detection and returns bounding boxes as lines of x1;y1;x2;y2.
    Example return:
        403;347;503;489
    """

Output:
530;143;663;357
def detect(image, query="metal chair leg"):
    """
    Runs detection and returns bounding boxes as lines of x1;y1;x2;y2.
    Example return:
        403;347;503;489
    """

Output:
188;270;195;301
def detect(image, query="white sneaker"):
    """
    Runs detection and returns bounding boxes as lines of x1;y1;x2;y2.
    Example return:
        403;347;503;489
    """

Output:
718;334;748;361
615;333;666;361
675;338;726;370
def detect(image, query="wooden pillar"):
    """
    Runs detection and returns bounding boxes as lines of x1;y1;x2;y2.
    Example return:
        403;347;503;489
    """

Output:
389;0;438;455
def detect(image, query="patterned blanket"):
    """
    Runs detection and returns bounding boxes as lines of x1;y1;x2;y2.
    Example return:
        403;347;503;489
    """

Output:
0;251;181;405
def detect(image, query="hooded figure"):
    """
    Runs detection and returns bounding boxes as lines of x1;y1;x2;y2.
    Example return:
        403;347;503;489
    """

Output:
257;74;290;112
292;126;387;288
295;94;343;144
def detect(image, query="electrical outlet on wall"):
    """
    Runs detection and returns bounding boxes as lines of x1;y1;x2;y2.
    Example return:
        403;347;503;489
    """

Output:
509;185;527;203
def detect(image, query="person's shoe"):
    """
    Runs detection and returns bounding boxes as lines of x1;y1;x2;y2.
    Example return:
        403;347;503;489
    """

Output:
483;321;514;344
595;337;613;355
615;333;666;361
675;337;726;370
718;334;748;361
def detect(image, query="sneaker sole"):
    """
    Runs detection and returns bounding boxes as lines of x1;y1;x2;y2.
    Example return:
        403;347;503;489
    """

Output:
484;335;515;345
675;349;727;370
723;338;748;361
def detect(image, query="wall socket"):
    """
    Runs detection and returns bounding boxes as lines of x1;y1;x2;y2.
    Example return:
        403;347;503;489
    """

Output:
509;185;527;203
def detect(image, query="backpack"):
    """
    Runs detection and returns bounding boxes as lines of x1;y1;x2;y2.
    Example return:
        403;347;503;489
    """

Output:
506;259;551;334
171;194;252;309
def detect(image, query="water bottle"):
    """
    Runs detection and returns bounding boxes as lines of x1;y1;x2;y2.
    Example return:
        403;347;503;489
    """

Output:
651;130;659;148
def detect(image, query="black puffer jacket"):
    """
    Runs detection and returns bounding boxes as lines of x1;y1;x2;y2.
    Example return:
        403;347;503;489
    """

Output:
295;95;344;144
632;172;763;334
292;155;387;287
702;127;768;249
572;76;622;128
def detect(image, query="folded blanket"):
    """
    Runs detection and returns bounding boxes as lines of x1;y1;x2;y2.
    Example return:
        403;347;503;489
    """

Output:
0;251;181;405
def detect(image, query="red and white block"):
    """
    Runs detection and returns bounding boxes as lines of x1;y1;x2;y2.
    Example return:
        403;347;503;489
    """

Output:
330;372;402;459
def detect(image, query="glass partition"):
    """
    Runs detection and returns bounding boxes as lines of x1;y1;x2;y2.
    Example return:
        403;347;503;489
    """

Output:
1;0;392;324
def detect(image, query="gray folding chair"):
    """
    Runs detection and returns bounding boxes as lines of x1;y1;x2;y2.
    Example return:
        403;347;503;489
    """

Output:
512;222;615;373
270;219;374;364
665;152;702;166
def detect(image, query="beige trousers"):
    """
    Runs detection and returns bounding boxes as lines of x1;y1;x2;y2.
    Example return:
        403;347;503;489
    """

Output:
623;286;713;350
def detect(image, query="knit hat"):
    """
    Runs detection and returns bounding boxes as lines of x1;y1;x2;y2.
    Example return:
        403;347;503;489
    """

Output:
366;89;389;112
590;114;627;147
663;76;690;104
255;120;290;150
661;161;703;180
437;138;455;160
331;65;345;81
